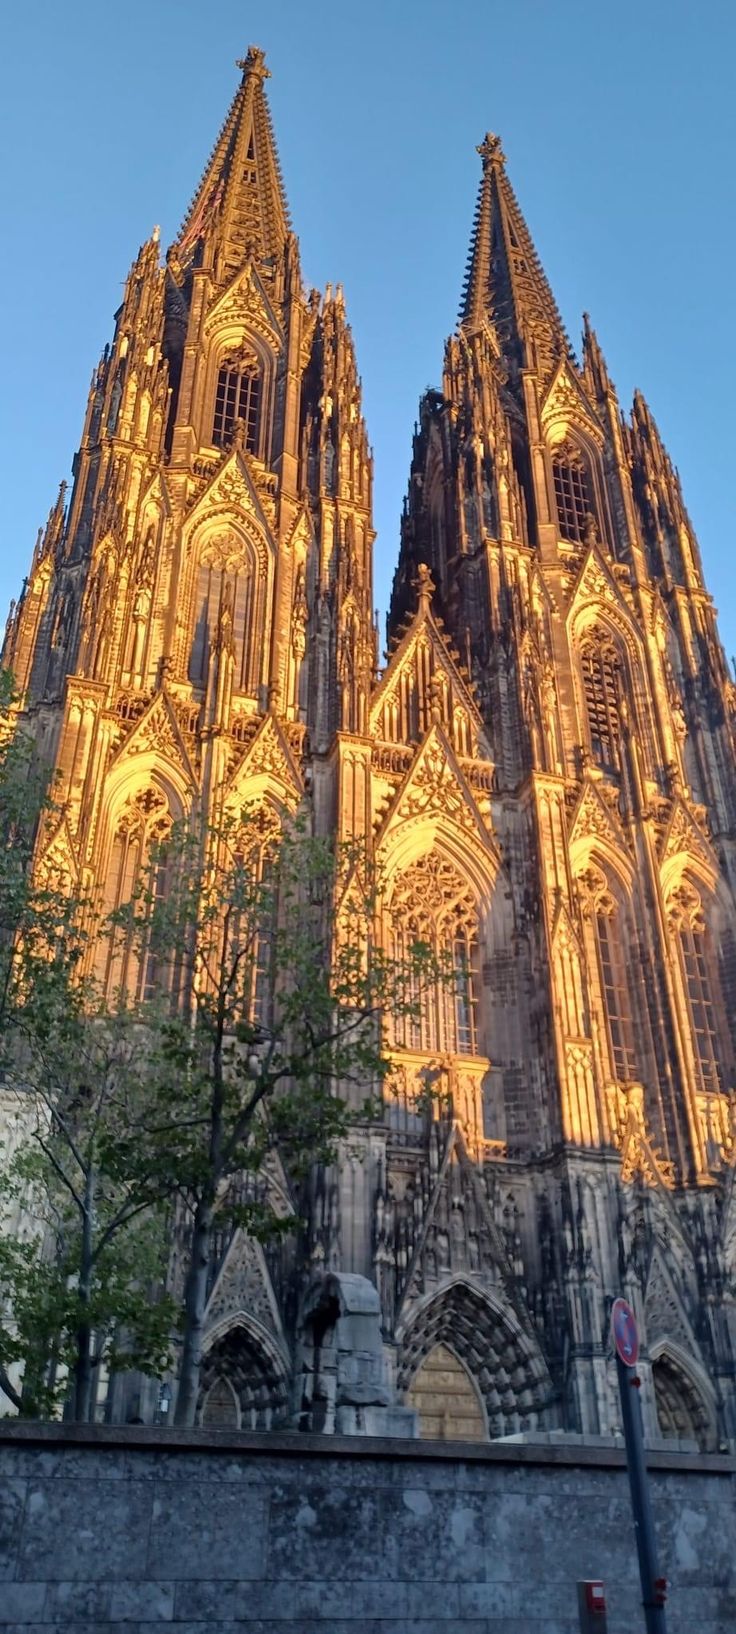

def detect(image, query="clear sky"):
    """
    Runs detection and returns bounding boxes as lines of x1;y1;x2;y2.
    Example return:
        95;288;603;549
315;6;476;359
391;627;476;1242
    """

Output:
1;0;735;661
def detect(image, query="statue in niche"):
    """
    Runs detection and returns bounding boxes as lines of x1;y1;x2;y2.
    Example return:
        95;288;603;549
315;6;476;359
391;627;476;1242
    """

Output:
291;567;308;715
216;578;235;654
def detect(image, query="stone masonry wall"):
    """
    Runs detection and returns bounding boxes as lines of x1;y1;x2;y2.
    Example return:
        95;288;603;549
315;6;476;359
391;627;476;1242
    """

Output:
0;1425;734;1633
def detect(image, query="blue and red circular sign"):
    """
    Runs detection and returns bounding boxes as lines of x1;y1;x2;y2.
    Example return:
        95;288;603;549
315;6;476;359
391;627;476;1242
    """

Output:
611;1297;639;1366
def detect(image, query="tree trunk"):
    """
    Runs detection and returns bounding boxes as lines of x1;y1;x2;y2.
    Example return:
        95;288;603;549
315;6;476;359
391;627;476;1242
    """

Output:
72;1324;94;1422
73;1167;95;1422
0;1364;22;1413
173;1197;214;1427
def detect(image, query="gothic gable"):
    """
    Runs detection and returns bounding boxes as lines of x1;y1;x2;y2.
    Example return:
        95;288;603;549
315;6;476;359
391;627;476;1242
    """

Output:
371;593;486;757
226;710;302;805
203;1230;288;1355
658;795;718;886
185;447;274;549
566;541;639;642
568;775;631;869
645;1250;699;1357
110;688;197;789
137;470;172;521
393;1121;520;1321
374;722;497;863
36;811;80;892
540;358;603;446
203;260;284;353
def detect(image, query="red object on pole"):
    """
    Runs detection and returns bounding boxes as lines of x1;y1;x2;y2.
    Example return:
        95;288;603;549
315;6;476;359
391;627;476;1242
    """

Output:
611;1296;639;1366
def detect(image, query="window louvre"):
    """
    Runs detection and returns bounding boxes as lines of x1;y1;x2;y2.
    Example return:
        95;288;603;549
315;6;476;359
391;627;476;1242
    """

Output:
552;447;593;543
580;633;622;772
213;358;261;452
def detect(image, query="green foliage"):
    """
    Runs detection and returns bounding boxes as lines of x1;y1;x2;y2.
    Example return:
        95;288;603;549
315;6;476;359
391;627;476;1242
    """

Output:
0;696;452;1424
113;803;450;1423
119;805;442;1224
0;675;177;1418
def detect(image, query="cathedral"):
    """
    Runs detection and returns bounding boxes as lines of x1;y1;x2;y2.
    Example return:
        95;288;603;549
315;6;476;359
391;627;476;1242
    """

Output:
4;47;736;1448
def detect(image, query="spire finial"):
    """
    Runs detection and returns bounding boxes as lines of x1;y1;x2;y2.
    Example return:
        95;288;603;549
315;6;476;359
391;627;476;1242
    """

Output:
236;45;270;81
477;132;505;171
414;561;435;613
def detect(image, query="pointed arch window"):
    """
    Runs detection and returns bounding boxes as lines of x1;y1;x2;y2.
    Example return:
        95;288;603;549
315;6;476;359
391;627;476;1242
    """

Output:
668;884;724;1094
189;556;256;693
552;445;594;543
579;866;637;1082
99;788;173;1002
389;854;480;1056
213;355;261;453
221;809;281;1032
580;629;624;773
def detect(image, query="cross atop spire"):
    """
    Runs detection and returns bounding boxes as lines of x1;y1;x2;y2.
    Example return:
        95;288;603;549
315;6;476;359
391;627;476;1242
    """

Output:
173;48;290;281
459;134;571;384
477;132;505;170
236;45;270;81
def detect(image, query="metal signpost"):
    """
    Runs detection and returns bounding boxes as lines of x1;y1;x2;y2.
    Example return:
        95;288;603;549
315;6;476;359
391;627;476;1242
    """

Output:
612;1298;668;1633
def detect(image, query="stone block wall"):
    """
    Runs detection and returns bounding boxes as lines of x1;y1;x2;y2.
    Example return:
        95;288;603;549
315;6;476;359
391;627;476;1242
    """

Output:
0;1424;734;1633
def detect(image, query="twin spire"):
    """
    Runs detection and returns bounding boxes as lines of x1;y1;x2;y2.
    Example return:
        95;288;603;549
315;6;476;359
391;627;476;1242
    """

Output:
173;52;569;383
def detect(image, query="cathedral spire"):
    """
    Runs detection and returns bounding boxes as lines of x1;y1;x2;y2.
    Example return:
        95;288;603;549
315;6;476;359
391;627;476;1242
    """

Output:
172;47;290;282
459;133;570;382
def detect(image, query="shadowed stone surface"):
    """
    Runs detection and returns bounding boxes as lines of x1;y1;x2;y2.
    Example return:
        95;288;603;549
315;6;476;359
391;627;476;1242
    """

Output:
0;1424;733;1632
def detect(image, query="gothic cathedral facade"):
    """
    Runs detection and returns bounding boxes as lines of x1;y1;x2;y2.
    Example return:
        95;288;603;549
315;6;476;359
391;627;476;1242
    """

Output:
4;50;736;1447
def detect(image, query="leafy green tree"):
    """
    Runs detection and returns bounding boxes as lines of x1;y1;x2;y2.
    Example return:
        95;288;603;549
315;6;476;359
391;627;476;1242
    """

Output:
121;805;446;1427
0;671;176;1420
0;963;178;1421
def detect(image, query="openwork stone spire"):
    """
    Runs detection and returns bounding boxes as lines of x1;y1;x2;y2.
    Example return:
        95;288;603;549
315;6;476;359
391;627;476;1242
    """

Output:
173;46;291;280
459;132;570;382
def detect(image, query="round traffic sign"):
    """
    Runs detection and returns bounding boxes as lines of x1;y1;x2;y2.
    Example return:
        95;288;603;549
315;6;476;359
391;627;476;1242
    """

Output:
611;1297;639;1366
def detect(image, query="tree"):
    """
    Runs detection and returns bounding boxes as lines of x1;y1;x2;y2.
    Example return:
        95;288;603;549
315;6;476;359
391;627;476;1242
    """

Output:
0;945;178;1421
0;669;176;1421
121;803;447;1427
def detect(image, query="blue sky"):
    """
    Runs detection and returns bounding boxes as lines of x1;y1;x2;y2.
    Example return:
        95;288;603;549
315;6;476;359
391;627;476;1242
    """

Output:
2;0;735;660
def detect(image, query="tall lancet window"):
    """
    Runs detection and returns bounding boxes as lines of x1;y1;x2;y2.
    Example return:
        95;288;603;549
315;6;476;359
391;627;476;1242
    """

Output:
552;445;594;543
389;854;480;1057
580;628;624;773
668;882;724;1095
579;865;637;1082
189;554;256;693
99;788;173;1003
212;354;261;453
222;808;281;1032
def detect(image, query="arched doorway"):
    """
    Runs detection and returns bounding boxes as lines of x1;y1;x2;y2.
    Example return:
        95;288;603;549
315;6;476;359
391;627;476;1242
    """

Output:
652;1352;716;1451
201;1375;240;1428
198;1324;289;1431
398;1281;554;1439
407;1342;486;1441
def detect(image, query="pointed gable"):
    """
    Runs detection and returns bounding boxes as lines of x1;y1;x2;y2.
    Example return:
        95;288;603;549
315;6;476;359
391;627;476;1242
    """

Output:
375;722;496;863
568;776;631;867
185;446;274;559
541;356;604;445
567;539;639;639
226;710;302;805
111;689;197;790
203;260;284;353
658;795;718;888
371;570;488;763
397;1121;516;1316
